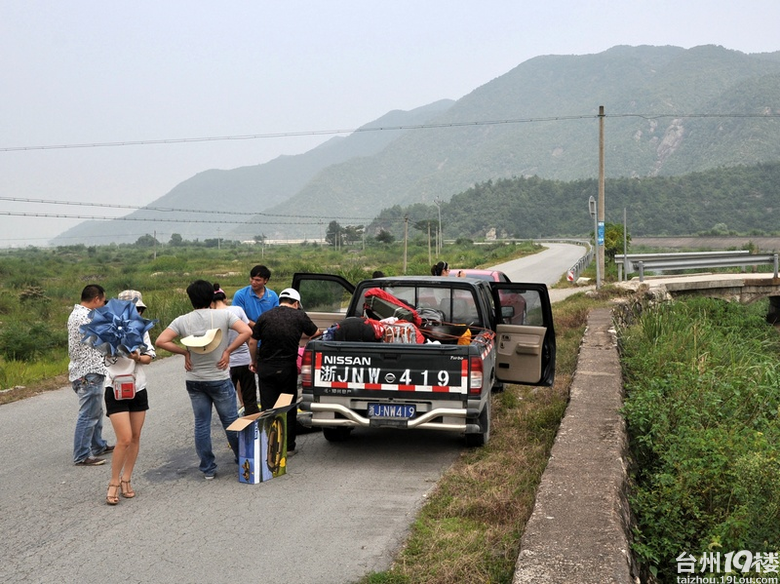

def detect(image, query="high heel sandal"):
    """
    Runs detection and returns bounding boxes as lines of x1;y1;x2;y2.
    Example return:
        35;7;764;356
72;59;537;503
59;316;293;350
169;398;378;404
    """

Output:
120;477;135;498
106;482;120;506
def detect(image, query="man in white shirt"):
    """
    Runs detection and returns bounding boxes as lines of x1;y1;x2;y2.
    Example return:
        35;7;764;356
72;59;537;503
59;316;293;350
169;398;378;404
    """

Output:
68;284;113;466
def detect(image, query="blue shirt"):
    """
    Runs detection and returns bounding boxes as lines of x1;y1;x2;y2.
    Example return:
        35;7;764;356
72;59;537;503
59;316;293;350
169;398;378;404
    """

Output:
232;285;279;324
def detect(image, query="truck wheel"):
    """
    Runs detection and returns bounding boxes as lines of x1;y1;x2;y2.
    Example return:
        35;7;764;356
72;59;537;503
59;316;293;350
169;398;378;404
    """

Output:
323;427;352;442
465;398;491;447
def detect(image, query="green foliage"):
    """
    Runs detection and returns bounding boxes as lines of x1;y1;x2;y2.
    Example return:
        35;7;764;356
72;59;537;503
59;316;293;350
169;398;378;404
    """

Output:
372;162;780;241
375;229;395;244
603;222;630;260
620;297;780;582
135;234;159;247
0;320;66;362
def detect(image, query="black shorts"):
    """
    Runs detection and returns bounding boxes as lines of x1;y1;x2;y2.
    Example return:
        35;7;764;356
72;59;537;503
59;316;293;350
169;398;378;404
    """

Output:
105;387;149;417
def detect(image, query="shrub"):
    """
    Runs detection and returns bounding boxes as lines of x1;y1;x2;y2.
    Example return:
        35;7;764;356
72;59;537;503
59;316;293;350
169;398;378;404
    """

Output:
620;297;780;582
0;321;67;362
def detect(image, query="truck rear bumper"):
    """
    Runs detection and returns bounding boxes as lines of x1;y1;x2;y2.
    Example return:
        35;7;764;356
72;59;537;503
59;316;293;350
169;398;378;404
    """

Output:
300;401;480;432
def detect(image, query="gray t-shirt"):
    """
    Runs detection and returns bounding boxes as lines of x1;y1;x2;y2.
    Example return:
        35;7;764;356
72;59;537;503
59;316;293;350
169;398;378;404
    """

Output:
167;308;239;381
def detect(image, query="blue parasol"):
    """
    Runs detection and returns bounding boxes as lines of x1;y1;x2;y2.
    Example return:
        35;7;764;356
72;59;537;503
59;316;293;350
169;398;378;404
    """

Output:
80;298;157;357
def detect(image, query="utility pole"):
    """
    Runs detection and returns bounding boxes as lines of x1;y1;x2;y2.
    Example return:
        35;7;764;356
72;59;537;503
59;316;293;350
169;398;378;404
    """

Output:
427;222;432;265
597;105;606;289
434;198;443;257
403;215;408;274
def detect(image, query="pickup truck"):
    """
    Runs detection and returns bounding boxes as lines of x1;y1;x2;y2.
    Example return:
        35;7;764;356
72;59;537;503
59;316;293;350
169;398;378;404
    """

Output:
292;273;556;446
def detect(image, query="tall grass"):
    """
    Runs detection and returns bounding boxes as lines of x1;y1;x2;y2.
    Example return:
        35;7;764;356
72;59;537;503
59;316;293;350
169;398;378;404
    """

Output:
620;297;780;582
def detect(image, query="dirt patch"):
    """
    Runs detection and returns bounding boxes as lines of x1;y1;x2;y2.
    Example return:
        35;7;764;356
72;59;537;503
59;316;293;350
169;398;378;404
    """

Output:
0;373;69;406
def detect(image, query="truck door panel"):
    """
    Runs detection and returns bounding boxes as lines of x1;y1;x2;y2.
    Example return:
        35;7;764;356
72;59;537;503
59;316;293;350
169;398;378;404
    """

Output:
491;283;556;386
495;325;546;383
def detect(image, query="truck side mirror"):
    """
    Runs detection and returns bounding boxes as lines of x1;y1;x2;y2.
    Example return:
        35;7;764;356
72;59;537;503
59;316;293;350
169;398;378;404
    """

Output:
501;306;515;323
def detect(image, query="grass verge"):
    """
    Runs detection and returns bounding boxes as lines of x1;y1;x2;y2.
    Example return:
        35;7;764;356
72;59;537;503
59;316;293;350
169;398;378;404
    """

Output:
358;289;620;584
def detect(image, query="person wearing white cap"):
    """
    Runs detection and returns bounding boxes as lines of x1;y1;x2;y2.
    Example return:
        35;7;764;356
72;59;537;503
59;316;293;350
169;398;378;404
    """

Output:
248;287;320;454
104;290;155;504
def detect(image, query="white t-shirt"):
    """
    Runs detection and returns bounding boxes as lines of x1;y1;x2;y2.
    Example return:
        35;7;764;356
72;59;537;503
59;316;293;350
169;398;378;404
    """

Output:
105;331;156;390
225;305;251;368
166;308;239;381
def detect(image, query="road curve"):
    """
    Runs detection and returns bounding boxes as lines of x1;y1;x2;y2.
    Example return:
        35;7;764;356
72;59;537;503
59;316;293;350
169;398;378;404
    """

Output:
0;243;587;584
489;242;588;286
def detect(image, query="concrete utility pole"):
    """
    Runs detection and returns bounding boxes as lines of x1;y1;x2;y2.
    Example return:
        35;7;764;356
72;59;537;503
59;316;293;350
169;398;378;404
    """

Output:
597;105;606;289
403;215;408;274
434;198;443;257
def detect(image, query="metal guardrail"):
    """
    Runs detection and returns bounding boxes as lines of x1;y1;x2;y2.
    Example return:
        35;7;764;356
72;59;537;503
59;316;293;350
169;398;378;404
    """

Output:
566;246;594;282
615;251;779;282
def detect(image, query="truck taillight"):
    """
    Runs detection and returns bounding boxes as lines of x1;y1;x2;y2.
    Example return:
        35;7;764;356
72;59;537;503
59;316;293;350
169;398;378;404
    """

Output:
469;356;483;394
301;349;313;388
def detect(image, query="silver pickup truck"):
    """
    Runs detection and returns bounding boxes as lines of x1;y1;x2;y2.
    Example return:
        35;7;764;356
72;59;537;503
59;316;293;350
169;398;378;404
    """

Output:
293;273;556;446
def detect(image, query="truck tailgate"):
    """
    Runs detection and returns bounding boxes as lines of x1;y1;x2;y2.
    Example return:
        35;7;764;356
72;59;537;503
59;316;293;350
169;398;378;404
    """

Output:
309;341;474;397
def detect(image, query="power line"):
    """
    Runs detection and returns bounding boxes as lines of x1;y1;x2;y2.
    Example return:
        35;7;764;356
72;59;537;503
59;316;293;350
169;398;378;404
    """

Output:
0;196;377;221
0;210;390;226
2;112;777;153
0;116;589;152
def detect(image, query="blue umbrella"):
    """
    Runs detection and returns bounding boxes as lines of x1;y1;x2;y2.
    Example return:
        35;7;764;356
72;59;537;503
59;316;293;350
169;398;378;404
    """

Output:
80;298;157;357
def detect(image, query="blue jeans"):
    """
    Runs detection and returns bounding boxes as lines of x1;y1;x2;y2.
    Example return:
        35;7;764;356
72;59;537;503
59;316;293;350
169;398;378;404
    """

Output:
185;378;239;475
72;373;108;463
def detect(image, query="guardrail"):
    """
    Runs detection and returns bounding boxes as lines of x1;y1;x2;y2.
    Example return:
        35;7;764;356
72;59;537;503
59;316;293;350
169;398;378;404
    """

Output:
566;246;595;282
615;251;779;282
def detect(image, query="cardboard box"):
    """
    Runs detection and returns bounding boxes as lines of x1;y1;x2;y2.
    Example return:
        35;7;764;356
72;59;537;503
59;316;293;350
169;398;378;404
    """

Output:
226;394;295;484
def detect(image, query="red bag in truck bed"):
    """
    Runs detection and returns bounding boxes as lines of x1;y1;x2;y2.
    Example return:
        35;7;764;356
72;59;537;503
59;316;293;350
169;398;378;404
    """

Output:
363;288;422;326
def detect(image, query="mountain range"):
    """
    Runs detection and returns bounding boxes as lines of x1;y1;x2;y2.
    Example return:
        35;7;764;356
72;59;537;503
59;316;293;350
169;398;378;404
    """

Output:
51;44;780;246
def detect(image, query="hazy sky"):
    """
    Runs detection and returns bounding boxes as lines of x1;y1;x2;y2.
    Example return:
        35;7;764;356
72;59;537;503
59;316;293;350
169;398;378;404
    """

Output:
2;1;779;247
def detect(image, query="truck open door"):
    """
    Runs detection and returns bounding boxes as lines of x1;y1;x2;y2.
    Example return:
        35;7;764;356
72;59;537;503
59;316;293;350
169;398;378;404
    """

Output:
291;273;355;332
491;282;556;387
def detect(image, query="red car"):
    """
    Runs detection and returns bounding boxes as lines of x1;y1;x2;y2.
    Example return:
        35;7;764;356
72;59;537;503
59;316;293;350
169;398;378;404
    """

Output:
452;268;510;283
451;269;527;324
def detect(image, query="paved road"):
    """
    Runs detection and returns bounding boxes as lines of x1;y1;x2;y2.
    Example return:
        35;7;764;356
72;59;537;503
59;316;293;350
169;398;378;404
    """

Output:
491;242;588;287
0;243;587;584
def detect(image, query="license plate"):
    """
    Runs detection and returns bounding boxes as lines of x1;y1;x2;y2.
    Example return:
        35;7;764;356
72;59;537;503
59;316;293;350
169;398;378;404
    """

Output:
367;403;416;419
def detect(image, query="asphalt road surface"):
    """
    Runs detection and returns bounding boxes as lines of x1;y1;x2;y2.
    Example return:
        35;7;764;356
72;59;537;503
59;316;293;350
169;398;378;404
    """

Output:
0;243;587;584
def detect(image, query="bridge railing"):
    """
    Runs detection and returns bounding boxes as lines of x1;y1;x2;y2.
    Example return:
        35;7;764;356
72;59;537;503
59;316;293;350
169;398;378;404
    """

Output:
615;251;779;282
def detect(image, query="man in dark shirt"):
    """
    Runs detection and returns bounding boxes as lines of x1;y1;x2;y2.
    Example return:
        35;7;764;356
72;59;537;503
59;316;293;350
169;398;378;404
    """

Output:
248;288;320;454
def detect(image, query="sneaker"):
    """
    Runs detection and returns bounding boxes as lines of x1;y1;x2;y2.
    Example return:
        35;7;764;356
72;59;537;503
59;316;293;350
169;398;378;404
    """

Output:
287;449;297;457
75;457;105;466
95;445;115;455
204;472;216;480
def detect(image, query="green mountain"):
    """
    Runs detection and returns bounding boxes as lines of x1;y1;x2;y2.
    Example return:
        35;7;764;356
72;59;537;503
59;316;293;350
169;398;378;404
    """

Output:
51;45;780;245
260;45;780;241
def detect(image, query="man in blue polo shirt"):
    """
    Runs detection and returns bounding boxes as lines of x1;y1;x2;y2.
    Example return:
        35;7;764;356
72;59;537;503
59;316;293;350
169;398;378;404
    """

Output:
232;265;279;328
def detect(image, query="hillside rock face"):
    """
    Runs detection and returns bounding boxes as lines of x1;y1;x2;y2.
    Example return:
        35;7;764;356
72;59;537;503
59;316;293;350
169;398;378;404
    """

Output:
51;45;780;245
